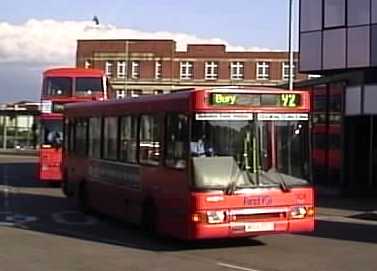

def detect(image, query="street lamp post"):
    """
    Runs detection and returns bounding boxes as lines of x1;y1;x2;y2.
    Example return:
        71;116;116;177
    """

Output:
288;0;294;91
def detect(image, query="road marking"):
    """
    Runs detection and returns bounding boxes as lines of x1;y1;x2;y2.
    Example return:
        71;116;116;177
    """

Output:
217;262;261;271
52;211;98;226
317;216;377;226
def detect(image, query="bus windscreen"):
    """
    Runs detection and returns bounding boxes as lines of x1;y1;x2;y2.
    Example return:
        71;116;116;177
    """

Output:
191;115;310;190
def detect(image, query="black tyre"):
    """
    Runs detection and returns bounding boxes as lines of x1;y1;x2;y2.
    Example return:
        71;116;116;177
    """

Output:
78;182;90;213
141;202;157;235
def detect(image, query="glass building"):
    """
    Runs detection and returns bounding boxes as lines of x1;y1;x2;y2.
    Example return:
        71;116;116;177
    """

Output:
299;0;377;195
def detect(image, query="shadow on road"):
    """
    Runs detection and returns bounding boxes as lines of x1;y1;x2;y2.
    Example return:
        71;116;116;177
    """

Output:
1;191;265;252
317;196;377;213
0;162;51;188
300;219;377;244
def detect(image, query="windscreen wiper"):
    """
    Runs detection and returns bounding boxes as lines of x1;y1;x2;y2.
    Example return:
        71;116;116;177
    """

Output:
225;180;238;195
259;170;290;193
278;174;290;193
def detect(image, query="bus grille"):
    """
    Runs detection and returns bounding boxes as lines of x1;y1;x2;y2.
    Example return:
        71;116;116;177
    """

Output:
230;208;289;222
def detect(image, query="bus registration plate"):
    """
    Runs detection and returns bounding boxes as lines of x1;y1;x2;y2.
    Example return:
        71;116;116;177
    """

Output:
244;222;274;232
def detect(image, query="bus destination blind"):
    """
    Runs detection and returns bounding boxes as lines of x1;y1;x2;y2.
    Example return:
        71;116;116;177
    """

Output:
210;93;301;108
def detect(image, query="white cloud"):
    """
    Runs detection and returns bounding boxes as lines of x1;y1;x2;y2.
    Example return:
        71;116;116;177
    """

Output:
0;19;273;65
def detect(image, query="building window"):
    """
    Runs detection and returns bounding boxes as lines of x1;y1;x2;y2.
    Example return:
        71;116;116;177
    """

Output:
282;62;296;81
85;60;91;69
205;61;218;80
131;61;140;79
120;116;138;163
139;115;161;165
165;114;188;169
347;26;370;68
180;61;193;80
103;117;118;160
117;61;126;78
116;90;126;99
105;61;113;77
300;0;323;32
256;62;270;80
230;62;244;80
153;89;163;95
300;31;322;72
347;0;370;26
323;28;346;70
127;89;142;97
324;0;346;28
155;61;162;79
88;117;101;158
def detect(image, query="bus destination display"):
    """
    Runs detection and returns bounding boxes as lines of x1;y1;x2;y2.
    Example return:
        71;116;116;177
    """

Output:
210;93;301;108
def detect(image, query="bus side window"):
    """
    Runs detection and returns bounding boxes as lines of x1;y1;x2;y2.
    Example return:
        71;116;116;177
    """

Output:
103;117;118;161
119;115;138;163
139;115;161;166
74;119;88;156
165;114;188;169
88;117;102;158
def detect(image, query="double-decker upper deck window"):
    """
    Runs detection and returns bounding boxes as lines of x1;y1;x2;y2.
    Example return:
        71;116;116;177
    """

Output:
166;114;188;169
139;115;161;165
256;62;270;80
205;61;218;80
88;117;101;158
230;62;244;80
120;116;138;163
180;61;193;80
103;117;118;160
44;77;72;96
75;77;103;95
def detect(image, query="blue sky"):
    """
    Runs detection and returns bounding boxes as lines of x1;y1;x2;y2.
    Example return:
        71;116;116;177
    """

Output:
0;0;299;102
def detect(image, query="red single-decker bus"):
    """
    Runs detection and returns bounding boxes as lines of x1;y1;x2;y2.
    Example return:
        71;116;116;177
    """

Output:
63;87;314;240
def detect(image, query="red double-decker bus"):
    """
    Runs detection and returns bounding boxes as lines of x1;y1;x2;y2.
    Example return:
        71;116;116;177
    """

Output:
38;67;108;184
63;87;314;240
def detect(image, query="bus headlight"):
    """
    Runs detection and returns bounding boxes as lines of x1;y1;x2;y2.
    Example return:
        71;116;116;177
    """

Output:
290;207;308;219
207;210;226;224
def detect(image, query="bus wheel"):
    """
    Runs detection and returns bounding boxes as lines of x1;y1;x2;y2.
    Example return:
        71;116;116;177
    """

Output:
78;182;90;214
141;202;157;235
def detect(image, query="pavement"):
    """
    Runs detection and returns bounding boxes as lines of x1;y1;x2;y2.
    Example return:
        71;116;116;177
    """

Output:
316;196;377;225
0;149;37;156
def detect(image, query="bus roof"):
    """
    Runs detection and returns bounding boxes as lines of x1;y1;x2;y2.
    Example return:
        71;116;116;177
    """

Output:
64;87;310;117
43;67;105;77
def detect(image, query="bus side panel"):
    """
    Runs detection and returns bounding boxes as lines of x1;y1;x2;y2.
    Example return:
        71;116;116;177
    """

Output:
141;166;190;239
82;160;144;225
39;148;63;182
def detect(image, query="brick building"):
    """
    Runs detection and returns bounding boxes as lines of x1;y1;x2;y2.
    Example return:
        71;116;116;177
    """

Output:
76;39;308;98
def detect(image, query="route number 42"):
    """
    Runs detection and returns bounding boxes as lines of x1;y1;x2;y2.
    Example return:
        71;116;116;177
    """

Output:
281;94;297;107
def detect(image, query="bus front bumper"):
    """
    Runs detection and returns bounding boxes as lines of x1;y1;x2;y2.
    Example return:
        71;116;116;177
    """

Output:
188;218;314;240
